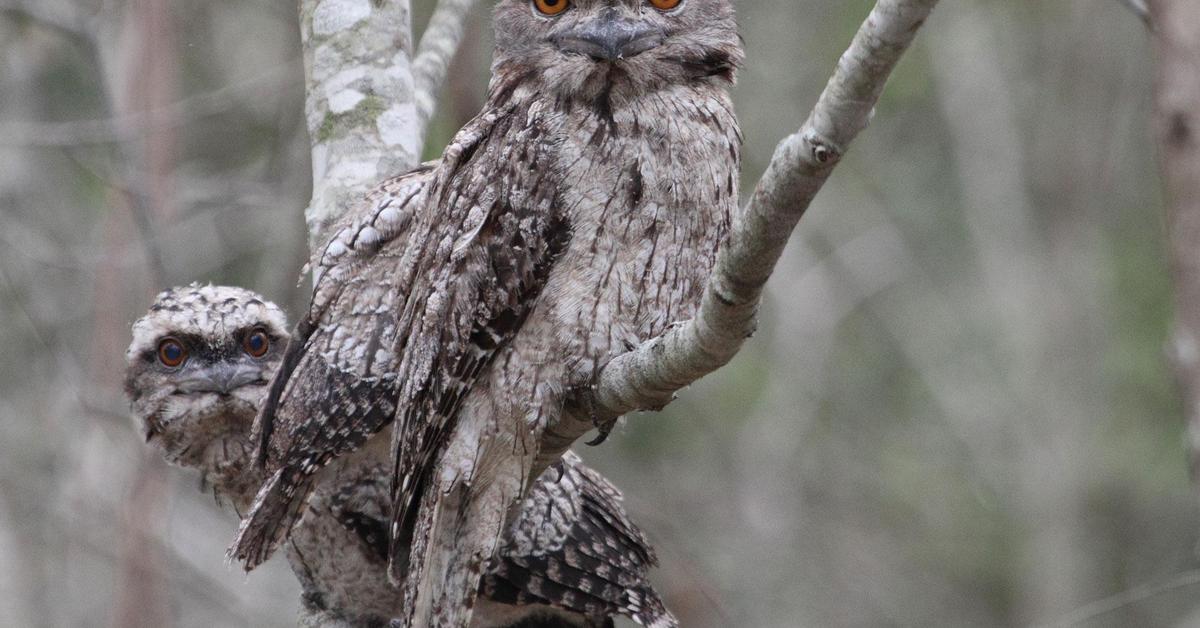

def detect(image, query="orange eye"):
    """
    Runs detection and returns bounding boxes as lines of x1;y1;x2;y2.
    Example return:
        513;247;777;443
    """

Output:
158;338;187;368
243;329;271;358
648;0;682;10
533;0;569;16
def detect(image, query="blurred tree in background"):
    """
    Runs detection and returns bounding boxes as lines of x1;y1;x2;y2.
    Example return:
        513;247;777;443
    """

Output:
0;1;1191;627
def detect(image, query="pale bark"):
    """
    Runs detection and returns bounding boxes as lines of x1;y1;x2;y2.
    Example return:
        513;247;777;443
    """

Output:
300;0;479;246
1150;0;1200;479
300;0;418;246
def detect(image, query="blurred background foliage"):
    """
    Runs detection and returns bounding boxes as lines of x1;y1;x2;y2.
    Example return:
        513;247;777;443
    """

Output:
0;1;1192;627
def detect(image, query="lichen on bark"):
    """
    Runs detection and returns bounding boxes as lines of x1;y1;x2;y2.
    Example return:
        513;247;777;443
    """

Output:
300;0;419;247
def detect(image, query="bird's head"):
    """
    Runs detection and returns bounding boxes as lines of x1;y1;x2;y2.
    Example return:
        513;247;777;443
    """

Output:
492;0;742;103
124;284;289;471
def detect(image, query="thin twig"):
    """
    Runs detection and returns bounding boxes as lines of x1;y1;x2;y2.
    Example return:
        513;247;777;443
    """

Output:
1116;0;1152;29
1039;570;1200;628
59;149;168;287
0;69;292;147
0;1;95;42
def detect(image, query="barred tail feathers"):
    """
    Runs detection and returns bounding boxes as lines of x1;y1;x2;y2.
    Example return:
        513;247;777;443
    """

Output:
227;467;314;570
629;584;679;628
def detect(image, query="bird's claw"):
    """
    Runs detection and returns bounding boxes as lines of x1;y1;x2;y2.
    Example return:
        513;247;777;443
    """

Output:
551;458;566;481
586;417;618;446
574;383;617;446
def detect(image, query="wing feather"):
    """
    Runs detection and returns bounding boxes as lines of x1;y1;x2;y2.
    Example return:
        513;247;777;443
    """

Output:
233;102;570;573
232;167;432;567
382;105;569;580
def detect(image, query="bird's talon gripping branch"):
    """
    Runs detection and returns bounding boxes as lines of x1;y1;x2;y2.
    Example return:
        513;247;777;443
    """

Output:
586;419;619;447
574;381;619;446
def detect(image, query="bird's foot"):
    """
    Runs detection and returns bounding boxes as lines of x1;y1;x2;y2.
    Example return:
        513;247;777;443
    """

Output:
568;381;619;446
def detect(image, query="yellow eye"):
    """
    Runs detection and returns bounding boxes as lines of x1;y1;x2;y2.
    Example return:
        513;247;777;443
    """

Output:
158;338;187;368
648;0;682;10
533;0;569;16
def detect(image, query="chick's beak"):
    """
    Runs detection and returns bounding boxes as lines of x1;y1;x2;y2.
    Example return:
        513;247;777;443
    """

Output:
176;363;264;396
554;9;664;61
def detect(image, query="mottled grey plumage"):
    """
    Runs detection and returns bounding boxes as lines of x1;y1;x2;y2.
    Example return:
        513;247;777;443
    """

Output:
126;285;677;628
489;457;674;628
232;1;741;624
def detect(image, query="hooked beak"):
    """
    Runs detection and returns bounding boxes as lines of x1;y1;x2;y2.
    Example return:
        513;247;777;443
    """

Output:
175;363;265;396
554;9;665;62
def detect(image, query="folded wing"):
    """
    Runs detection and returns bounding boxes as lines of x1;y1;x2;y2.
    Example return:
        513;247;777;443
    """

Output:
231;104;570;575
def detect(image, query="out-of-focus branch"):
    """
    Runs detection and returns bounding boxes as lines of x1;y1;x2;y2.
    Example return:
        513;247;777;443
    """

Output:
1042;569;1200;628
542;0;941;459
0;70;290;147
6;2;183;624
107;1;179;625
1117;0;1152;28
4;8;181;623
0;1;95;43
1150;0;1200;480
411;0;478;143
299;0;417;246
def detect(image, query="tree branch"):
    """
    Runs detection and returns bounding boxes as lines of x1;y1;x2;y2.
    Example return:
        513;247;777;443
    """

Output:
1117;0;1152;29
411;0;478;143
0;1;96;43
0;70;290;147
544;0;940;456
299;0;418;246
1150;0;1200;482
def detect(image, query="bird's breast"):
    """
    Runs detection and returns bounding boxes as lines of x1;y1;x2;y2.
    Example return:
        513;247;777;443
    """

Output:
533;86;741;380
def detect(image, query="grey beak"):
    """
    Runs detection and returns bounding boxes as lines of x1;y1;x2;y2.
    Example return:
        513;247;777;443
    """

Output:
554;9;664;61
176;363;264;395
